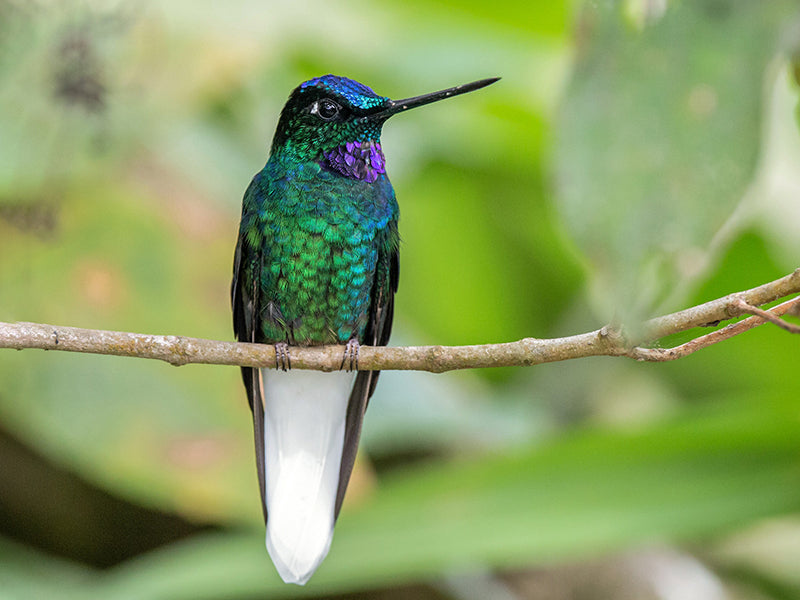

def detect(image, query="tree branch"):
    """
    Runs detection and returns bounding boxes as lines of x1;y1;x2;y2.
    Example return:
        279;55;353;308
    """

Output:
0;269;798;373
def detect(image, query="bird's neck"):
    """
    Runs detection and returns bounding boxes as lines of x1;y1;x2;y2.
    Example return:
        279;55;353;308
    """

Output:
324;140;386;183
272;140;386;184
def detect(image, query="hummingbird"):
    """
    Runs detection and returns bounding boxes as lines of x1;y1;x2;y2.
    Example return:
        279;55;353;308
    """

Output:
231;74;499;584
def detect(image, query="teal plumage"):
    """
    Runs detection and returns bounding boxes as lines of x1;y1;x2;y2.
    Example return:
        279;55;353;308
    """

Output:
231;74;498;584
238;153;398;344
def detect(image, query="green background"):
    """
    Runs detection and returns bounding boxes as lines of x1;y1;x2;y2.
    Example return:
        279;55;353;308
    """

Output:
1;1;799;598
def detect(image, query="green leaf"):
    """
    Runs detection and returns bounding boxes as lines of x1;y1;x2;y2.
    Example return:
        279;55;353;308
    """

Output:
0;184;258;523
88;402;800;598
0;537;91;600
554;0;797;322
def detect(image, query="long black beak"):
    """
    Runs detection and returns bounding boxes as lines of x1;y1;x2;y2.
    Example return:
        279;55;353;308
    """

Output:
366;77;500;122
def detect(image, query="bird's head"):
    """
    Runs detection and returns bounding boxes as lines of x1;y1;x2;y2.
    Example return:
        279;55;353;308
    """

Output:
270;74;499;182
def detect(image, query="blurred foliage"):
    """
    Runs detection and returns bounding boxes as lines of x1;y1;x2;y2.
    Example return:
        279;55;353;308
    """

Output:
0;1;799;599
555;0;797;323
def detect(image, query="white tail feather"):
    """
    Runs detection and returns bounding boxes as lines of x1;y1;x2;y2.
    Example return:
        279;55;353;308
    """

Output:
260;369;355;585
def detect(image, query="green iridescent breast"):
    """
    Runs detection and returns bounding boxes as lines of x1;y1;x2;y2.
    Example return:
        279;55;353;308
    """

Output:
240;156;398;345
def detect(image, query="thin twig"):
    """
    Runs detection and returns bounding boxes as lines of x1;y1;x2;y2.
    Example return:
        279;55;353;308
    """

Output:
627;295;800;361
0;269;798;373
728;297;800;334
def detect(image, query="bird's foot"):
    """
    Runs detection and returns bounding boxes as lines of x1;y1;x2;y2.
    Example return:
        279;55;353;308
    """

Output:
340;338;360;372
275;342;291;371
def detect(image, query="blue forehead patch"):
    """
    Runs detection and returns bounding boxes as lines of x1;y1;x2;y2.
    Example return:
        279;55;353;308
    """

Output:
300;75;388;110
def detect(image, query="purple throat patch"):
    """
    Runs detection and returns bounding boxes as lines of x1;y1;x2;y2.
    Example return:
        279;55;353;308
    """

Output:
325;141;386;183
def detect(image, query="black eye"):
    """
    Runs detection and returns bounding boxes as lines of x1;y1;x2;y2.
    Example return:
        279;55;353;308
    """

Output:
316;98;340;121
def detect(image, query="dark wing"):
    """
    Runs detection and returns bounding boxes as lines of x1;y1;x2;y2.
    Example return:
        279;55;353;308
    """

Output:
334;228;399;517
231;224;269;523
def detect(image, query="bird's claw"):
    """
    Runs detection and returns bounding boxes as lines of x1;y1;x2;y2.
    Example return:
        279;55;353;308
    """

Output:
275;342;291;371
340;339;360;372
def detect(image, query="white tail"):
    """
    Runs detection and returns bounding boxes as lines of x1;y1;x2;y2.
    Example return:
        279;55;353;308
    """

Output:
260;369;356;584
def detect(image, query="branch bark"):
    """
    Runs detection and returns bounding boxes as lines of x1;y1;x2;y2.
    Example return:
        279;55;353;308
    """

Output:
0;269;798;373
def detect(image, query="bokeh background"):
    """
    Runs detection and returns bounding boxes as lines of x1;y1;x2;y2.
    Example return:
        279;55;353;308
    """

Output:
1;1;800;598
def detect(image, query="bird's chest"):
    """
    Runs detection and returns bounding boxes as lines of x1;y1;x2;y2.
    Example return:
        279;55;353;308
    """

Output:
259;183;392;344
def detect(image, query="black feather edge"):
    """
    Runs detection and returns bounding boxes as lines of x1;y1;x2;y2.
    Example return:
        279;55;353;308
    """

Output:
232;236;269;522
